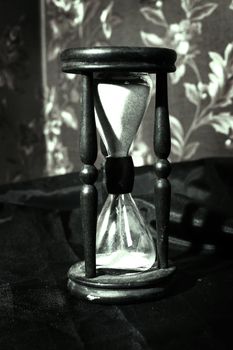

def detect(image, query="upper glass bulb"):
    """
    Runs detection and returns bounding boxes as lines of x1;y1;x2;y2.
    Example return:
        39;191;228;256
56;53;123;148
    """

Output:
94;73;153;157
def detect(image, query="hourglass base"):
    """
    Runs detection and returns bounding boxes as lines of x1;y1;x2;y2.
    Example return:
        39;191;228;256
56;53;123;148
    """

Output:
67;262;176;304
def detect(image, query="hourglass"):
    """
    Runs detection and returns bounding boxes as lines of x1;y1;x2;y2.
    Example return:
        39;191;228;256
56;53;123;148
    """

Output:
61;47;177;303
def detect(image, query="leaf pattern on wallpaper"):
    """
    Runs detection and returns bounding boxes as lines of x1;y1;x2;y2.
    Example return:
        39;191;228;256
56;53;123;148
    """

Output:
141;0;233;161
141;1;218;84
100;1;121;40
45;0;121;175
169;116;184;159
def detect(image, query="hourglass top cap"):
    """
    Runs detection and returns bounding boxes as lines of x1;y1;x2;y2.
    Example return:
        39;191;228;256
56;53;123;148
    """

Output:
61;46;177;74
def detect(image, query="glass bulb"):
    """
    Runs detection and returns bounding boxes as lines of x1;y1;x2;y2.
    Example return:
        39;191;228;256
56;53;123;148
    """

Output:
94;73;153;157
96;194;156;271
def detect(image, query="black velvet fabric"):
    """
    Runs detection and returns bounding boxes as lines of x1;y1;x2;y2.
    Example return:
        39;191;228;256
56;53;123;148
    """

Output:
0;158;233;349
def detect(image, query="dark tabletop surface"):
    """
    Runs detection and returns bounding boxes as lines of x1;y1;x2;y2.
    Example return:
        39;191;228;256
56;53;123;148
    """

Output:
0;158;233;350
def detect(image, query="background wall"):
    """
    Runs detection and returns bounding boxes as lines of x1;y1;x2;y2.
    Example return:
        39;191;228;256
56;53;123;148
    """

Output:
0;0;44;184
0;0;233;184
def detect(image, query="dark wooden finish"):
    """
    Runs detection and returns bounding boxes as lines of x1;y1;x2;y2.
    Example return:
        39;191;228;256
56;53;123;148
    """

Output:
154;73;171;269
80;74;98;278
61;47;176;74
61;46;177;302
80;74;97;164
68;261;175;304
105;156;134;194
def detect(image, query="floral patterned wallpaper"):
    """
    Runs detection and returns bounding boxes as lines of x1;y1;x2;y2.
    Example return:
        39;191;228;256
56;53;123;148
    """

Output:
0;0;233;183
44;0;233;176
140;0;233;161
44;0;122;175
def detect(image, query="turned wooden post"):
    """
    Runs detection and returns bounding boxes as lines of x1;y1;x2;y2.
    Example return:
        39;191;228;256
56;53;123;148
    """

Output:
79;73;98;278
154;73;171;269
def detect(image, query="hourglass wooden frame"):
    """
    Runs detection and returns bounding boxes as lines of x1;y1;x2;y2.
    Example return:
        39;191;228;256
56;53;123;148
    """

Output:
61;47;177;303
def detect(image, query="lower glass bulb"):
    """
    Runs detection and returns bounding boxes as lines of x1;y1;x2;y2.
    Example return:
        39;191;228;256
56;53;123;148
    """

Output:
96;193;156;271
